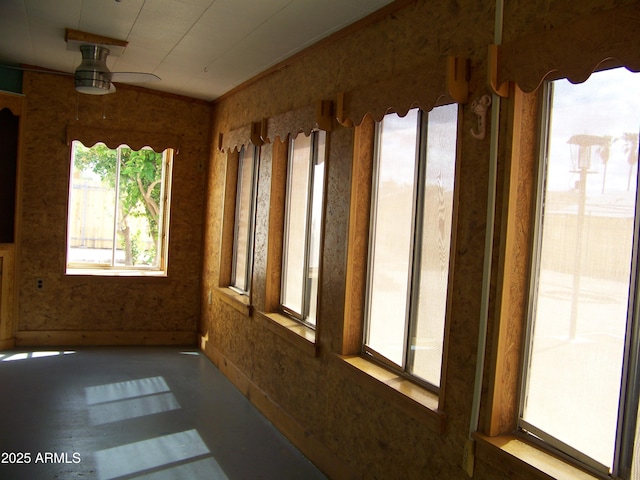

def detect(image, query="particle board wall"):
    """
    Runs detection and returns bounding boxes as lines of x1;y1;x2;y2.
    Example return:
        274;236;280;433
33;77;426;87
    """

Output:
201;0;635;479
203;0;494;478
14;71;210;345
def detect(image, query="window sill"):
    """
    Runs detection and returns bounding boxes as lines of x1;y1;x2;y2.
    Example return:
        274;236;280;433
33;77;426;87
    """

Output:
333;354;446;434
66;268;167;277
255;311;317;357
473;433;600;480
215;287;252;316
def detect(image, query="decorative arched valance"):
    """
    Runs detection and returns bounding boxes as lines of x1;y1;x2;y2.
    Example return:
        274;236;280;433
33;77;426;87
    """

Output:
489;2;640;96
218;123;253;153
264;101;334;144
219;100;334;151
218;56;468;149
336;56;469;127
66;125;181;153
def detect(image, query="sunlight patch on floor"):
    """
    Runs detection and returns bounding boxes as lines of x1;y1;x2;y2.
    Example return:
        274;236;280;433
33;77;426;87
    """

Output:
94;429;225;480
1;351;76;362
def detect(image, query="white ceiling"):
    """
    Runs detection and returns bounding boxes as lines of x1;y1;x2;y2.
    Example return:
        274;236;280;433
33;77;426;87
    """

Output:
0;0;394;101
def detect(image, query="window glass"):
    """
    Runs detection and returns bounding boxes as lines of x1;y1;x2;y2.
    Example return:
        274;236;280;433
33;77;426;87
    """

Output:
231;146;258;293
67;142;172;273
367;109;418;366
412;104;458;384
521;67;640;474
365;105;458;388
281;131;326;326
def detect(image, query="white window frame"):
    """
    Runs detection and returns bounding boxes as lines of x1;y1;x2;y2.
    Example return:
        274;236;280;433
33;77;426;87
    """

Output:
66;141;173;276
280;130;326;328
230;145;259;295
363;105;458;391
518;69;640;478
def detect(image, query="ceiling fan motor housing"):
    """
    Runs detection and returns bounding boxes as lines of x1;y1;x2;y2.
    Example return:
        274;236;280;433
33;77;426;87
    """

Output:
75;45;113;94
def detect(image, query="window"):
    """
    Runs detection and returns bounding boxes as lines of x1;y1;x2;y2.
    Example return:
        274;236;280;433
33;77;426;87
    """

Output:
520;67;640;477
230;145;259;294
66;141;173;274
280;130;326;327
364;105;458;389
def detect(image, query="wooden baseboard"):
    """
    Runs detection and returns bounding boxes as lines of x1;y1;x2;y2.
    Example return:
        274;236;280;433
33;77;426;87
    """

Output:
199;335;359;480
0;338;15;350
15;330;197;347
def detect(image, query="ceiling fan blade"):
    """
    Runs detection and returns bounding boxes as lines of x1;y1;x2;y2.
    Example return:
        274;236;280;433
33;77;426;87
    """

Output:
110;72;160;83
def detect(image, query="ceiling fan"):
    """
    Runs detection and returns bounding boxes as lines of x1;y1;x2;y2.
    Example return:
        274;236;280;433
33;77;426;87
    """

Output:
0;29;160;95
66;28;160;95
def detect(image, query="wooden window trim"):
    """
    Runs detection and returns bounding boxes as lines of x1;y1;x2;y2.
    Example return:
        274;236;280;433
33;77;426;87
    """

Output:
257;135;317;355
341;112;452;427
473;433;601;480
333;353;446;434
255;310;317;356
217;147;255;315
215;287;252;317
483;84;539;437
342;115;375;355
263;136;287;313
487;70;640;479
219;148;240;289
476;83;604;479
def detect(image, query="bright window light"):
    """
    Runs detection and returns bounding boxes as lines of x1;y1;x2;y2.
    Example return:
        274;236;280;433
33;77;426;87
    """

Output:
364;104;458;389
521;66;640;476
281;130;326;327
66;142;173;275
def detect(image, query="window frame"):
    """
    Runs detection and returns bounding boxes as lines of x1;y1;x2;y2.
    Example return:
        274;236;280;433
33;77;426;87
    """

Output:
229;144;260;296
65;141;173;276
280;129;327;328
515;69;640;479
362;105;459;392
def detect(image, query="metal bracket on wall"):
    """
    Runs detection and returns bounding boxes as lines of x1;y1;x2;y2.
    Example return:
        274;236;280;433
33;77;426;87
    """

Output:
470;94;492;140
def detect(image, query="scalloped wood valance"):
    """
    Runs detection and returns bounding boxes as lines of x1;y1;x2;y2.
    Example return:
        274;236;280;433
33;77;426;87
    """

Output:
336;56;469;127
490;2;640;96
219;101;334;151
264;101;335;144
218;56;468;150
0;91;24;117
66;125;180;153
218;123;253;153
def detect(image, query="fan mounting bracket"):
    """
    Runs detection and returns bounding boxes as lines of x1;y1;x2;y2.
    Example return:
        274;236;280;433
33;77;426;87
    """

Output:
65;28;128;57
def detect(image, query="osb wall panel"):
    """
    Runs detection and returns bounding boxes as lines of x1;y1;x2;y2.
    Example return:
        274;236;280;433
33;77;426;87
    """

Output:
203;1;497;479
250;142;273;314
502;0;639;43
213;0;494;134
201;0;628;479
17;71;209;337
498;1;640;94
316;126;353;354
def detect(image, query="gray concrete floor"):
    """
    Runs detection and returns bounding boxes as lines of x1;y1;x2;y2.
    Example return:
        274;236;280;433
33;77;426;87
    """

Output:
0;346;327;480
